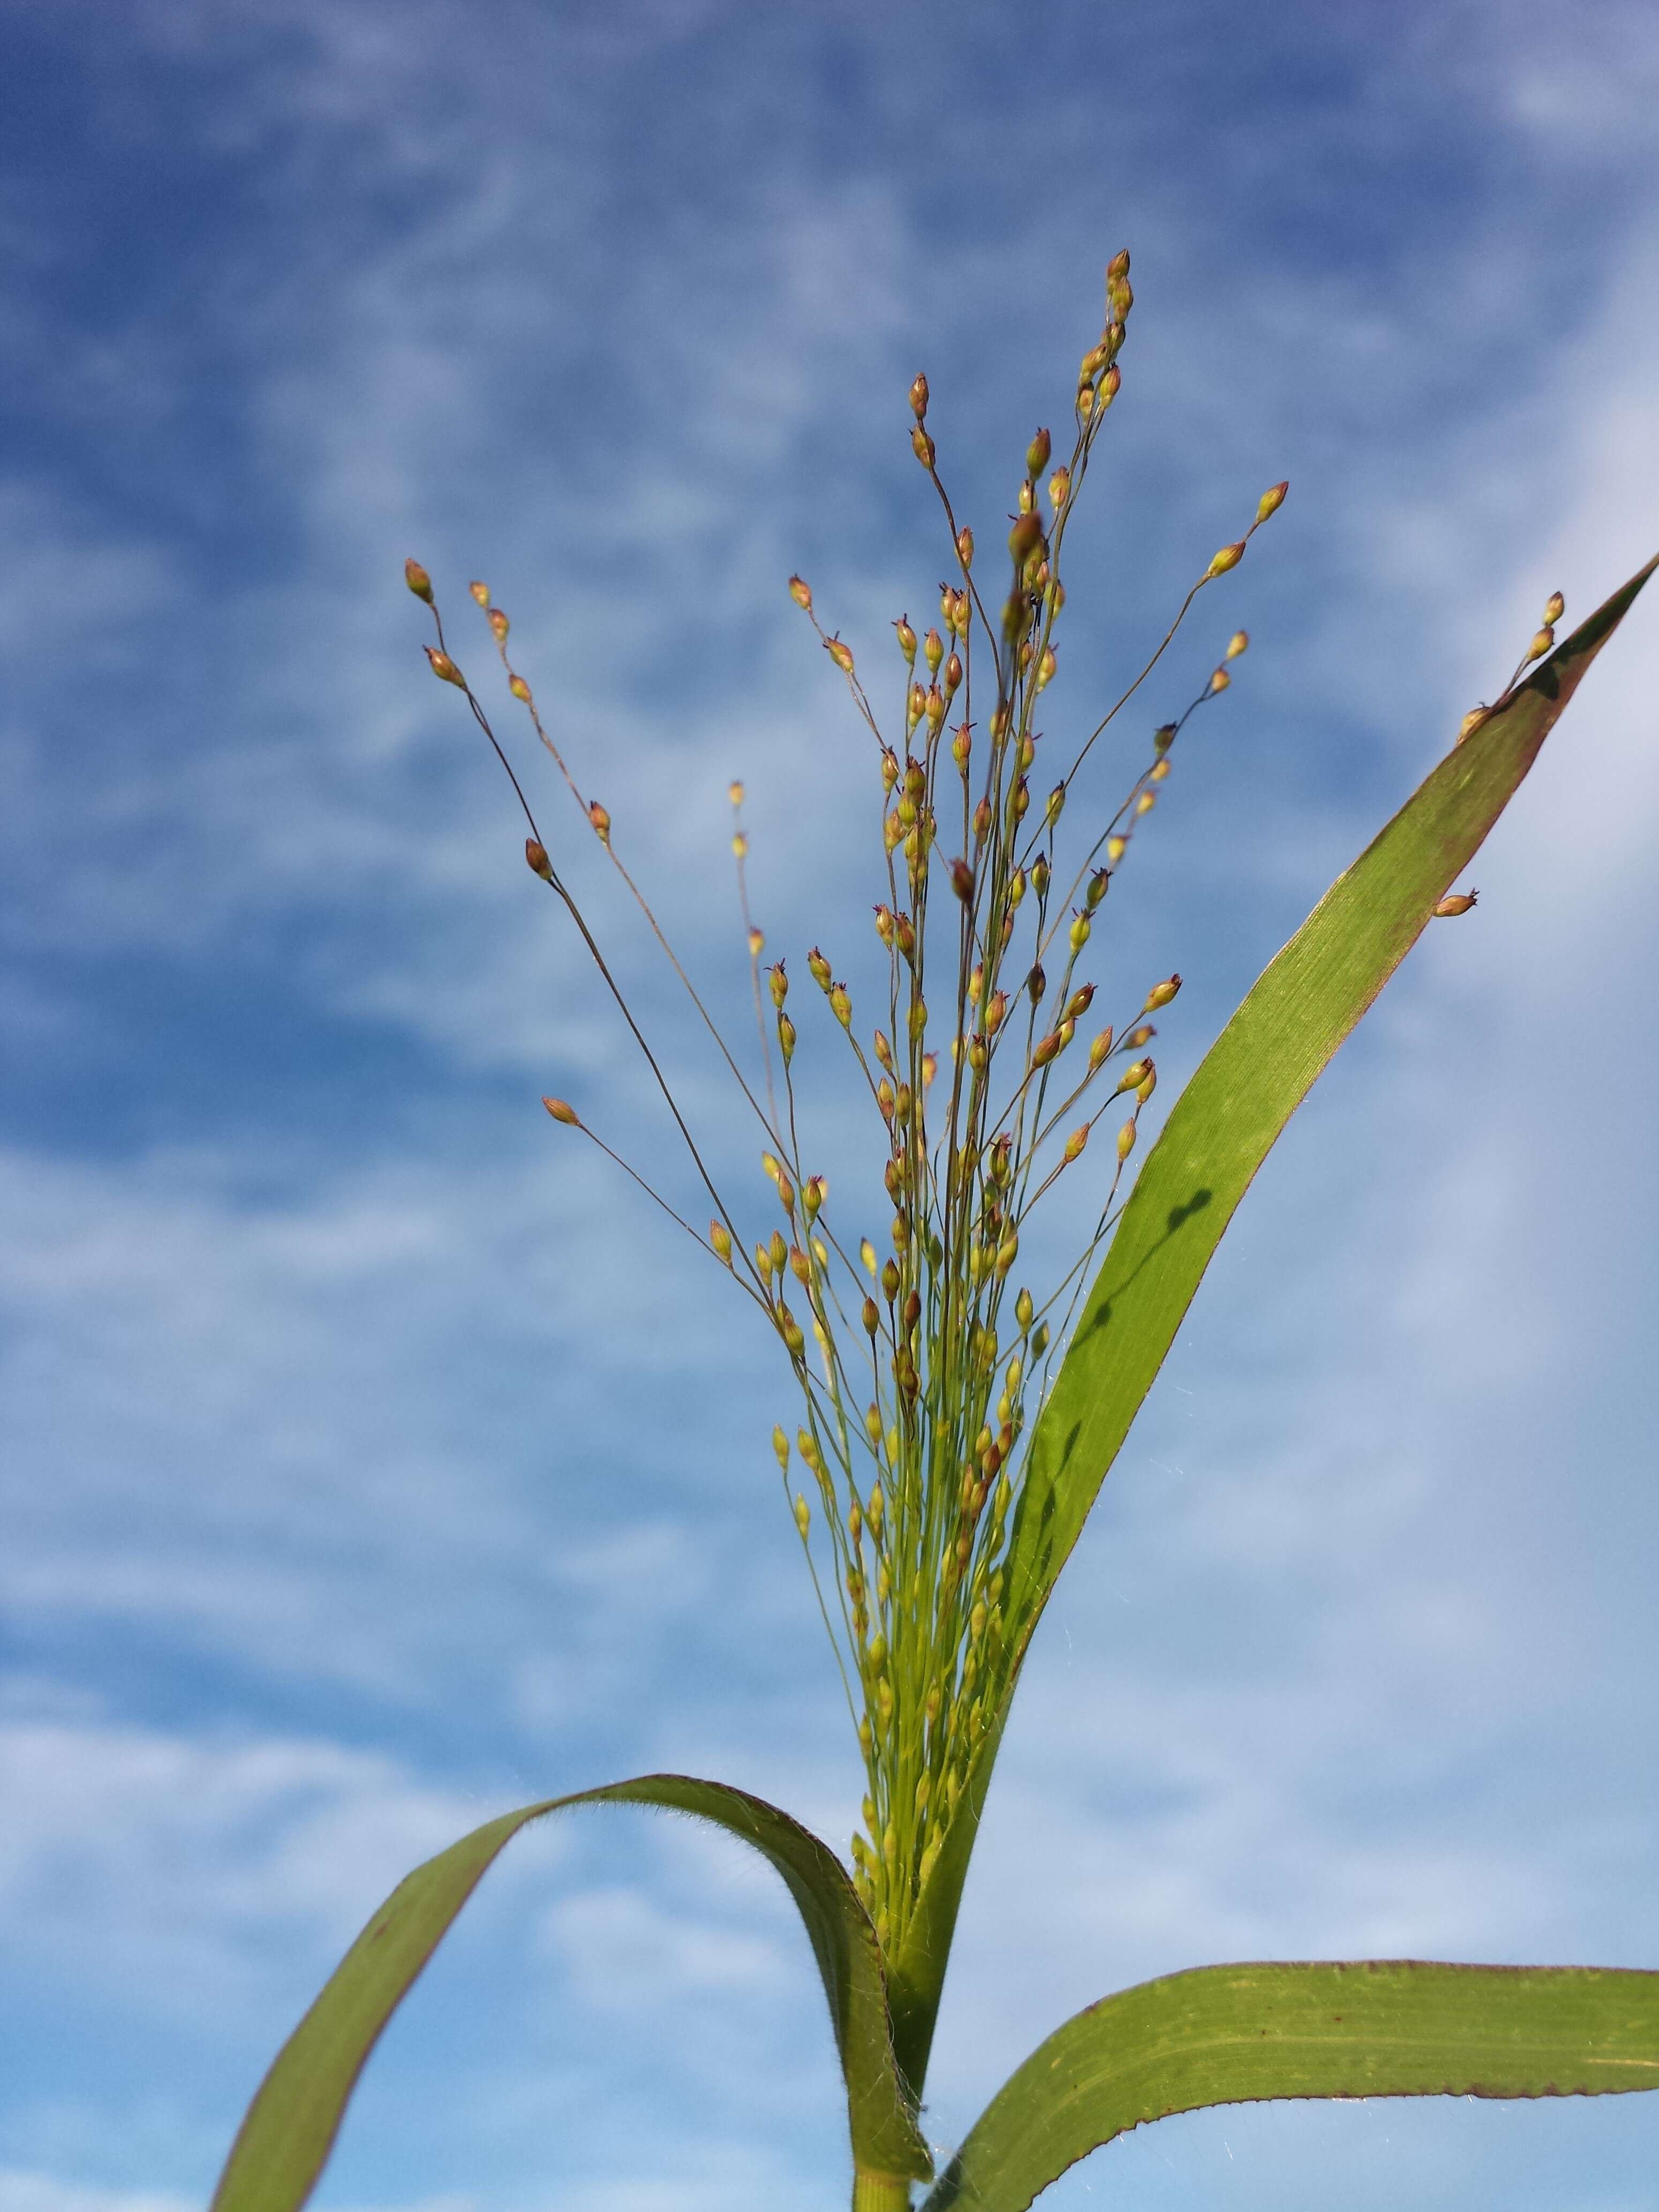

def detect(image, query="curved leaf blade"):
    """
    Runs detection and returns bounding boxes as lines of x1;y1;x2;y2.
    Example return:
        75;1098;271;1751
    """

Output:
925;1959;1659;2210
886;556;1656;2092
211;1773;931;2212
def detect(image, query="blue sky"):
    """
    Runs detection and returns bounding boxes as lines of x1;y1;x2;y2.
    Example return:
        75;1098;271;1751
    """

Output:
3;2;1658;2207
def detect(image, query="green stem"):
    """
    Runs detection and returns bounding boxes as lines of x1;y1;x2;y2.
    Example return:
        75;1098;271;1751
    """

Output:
851;2172;913;2212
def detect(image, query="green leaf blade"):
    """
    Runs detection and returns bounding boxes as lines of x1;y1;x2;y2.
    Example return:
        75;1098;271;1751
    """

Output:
926;1959;1659;2212
1007;556;1656;1665
886;557;1656;2091
210;1773;931;2212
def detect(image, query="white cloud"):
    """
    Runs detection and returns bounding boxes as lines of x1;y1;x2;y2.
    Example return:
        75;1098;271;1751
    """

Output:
0;2177;196;2212
0;1710;492;2004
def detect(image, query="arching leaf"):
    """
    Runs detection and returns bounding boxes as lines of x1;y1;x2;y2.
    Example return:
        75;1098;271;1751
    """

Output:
211;1773;931;2212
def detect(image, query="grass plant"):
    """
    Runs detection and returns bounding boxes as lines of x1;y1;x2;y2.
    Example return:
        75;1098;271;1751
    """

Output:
210;260;1657;2212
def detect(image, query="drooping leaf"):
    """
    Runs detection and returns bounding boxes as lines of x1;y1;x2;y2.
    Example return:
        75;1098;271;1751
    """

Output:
924;1958;1659;2211
210;1773;931;2212
885;556;1657;2094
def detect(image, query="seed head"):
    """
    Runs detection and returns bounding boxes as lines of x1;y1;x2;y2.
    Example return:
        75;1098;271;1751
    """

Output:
895;615;917;666
808;946;832;989
1527;626;1555;662
542;1096;579;1125
1063;1124;1089;1164
1026;427;1052;476
956;525;975;570
1226;630;1249;660
794;1494;811;1537
1117;1118;1137;1162
1256;481;1289;522
1543;591;1565;626
912;424;936;468
1088;1026;1114;1071
1457;707;1490;744
862;1296;880;1336
1116;1056;1153;1095
1144;974;1182;1011
712;1221;734;1266
525;838;553;881
404;557;434;602
921;1051;938;1087
509;674;532;703
1153;722;1177;753
1068;911;1092;953
1434;889;1479;918
1206;542;1245;580
826;637;855;675
589;800;611;842
910;372;930;422
1105;835;1127;864
950;857;975;903
830;980;852;1028
425;647;466;687
1008;510;1045;566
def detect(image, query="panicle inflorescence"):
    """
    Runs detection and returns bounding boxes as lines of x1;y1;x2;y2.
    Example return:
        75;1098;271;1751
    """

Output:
405;255;1286;1960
